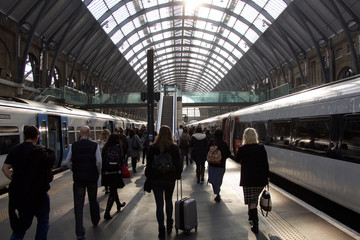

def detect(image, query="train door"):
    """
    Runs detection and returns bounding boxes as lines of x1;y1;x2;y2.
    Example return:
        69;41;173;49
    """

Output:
37;114;49;148
60;116;70;166
105;120;115;133
229;116;236;154
48;115;65;167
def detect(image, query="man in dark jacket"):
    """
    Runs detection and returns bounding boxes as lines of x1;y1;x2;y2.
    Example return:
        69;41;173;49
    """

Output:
2;125;55;240
65;125;102;240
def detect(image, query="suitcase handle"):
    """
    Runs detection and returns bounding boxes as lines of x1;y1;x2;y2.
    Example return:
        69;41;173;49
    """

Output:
177;179;182;201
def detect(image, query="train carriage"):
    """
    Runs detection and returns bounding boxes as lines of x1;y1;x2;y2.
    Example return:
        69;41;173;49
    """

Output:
0;97;145;190
189;75;360;215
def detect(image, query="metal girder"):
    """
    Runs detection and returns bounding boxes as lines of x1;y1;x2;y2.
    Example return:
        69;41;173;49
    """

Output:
68;24;100;85
47;8;83;87
107;2;262;40
270;23;306;85
329;0;360;75
156;66;218;87
131;36;237;75
17;0;53;83
292;3;329;83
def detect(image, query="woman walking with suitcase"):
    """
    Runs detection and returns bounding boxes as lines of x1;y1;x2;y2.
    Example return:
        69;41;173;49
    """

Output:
145;125;182;239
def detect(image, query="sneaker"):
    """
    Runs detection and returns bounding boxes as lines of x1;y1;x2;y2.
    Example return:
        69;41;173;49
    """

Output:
214;195;221;202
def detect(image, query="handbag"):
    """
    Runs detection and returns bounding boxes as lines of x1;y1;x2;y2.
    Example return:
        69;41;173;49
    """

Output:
121;165;131;178
260;184;272;217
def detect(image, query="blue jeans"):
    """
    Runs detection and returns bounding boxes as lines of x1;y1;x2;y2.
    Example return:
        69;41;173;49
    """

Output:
151;179;175;230
10;194;50;240
73;181;100;238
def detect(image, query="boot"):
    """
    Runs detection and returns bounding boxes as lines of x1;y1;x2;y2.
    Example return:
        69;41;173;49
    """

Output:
248;209;253;222
249;208;259;234
200;166;205;182
166;218;174;233
158;227;165;239
196;168;200;183
104;196;114;220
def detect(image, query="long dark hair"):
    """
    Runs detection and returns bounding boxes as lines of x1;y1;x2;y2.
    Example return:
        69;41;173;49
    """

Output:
102;134;120;154
153;125;174;153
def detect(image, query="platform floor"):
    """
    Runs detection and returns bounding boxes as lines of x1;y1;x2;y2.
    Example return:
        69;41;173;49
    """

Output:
0;159;359;240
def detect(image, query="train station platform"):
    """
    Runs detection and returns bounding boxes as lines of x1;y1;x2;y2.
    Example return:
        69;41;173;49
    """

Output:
0;160;359;240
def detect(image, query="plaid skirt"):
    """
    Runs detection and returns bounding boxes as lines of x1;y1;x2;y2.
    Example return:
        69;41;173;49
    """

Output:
243;186;264;205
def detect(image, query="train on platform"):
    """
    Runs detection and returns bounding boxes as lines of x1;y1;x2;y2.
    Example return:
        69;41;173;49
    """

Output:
0;97;146;190
189;75;360;215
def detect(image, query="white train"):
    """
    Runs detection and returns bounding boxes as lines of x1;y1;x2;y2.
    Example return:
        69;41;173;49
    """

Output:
189;75;360;214
0;97;146;189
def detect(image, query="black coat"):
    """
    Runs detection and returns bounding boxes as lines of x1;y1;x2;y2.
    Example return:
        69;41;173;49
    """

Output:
189;133;208;163
145;143;182;181
236;144;269;187
101;145;125;188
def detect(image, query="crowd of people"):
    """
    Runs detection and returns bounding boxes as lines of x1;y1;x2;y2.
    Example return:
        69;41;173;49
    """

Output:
2;123;269;239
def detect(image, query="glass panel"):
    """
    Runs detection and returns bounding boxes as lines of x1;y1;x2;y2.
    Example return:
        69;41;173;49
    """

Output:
40;121;48;147
90;127;95;140
269;121;291;146
69;127;75;144
0;126;20;155
62;122;68;150
234;122;251;141
253;122;267;143
0;126;19;133
341;115;360;162
294;118;330;154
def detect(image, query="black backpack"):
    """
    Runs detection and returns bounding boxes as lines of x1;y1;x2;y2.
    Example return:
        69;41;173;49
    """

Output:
24;146;56;204
132;137;139;150
103;146;121;173
179;135;189;148
152;152;176;175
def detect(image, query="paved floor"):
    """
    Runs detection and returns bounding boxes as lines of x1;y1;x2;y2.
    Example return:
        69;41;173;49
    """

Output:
0;159;359;240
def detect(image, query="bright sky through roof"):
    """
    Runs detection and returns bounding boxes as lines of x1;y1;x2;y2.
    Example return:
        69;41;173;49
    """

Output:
84;0;290;92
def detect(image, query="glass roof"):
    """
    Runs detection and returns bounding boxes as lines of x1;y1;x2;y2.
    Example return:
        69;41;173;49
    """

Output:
84;0;289;92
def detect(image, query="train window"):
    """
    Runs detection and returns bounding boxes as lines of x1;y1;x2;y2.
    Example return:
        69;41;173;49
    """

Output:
253;122;266;143
62;122;68;150
234;122;251;140
39;120;48;147
69;127;75;144
90;127;95;140
95;127;102;140
0;126;20;155
76;127;81;140
341;115;360;162
294;118;330;154
269;121;291;146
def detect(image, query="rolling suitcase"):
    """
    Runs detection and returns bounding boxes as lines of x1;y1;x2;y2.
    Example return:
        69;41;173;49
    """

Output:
175;179;198;234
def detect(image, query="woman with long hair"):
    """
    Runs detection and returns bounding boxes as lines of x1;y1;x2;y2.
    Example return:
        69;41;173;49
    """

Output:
207;129;231;202
101;134;126;220
145;125;182;239
98;129;111;194
235;128;269;234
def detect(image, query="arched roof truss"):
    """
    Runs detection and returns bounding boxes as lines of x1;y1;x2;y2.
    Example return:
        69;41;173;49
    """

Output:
1;0;359;93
